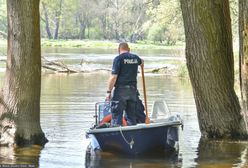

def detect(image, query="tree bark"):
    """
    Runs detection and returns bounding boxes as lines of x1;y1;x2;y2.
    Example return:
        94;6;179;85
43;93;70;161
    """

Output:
239;0;248;130
0;0;48;146
180;0;247;139
41;2;52;39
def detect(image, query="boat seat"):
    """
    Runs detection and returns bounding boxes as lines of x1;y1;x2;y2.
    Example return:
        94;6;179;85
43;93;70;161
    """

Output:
150;100;171;119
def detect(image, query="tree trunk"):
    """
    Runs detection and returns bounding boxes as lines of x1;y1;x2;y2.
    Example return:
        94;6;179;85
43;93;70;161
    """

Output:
114;21;120;40
79;24;86;39
180;0;247;139
239;0;248;130
78;14;86;40
130;11;143;43
100;15;107;39
0;0;48;146
87;23;90;39
41;2;52;39
53;0;63;39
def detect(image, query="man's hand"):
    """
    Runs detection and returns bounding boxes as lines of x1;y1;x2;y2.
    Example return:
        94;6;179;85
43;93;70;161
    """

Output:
106;74;117;101
106;93;111;101
140;59;144;67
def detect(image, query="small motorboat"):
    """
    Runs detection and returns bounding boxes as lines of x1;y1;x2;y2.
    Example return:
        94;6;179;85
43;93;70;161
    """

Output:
86;100;183;155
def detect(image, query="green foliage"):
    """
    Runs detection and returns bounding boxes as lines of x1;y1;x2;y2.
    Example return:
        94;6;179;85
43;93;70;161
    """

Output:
88;28;102;39
0;0;238;45
145;0;184;45
38;0;186;44
0;0;7;36
147;23;164;43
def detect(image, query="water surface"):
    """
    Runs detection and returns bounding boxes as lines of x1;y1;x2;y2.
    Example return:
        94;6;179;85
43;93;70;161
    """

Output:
0;48;247;168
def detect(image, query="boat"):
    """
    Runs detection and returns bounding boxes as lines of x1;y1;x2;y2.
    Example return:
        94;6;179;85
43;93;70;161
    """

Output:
86;100;183;155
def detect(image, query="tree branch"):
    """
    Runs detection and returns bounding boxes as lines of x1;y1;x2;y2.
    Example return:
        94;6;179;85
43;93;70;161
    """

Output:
0;31;7;39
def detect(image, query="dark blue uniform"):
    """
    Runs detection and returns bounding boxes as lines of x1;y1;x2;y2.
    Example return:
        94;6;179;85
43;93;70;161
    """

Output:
111;52;142;126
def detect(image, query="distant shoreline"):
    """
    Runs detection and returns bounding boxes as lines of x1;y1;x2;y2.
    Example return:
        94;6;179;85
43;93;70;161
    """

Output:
0;38;188;77
0;38;185;50
41;39;185;50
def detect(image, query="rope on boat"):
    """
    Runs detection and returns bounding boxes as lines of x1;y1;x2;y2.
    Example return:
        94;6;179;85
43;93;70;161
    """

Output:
119;126;134;149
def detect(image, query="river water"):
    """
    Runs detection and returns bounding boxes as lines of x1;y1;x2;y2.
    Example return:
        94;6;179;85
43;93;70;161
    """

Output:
0;47;248;168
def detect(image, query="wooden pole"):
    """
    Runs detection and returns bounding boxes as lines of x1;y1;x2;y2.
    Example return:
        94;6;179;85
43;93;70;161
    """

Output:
141;64;150;124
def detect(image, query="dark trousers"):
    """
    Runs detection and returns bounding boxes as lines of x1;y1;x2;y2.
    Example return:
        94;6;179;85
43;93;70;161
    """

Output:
111;87;137;126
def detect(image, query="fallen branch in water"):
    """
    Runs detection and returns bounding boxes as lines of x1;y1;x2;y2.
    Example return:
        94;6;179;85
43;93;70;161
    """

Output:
1;56;175;75
146;66;168;73
0;59;6;63
0;52;7;63
42;65;58;71
42;56;79;73
80;58;90;65
82;68;111;73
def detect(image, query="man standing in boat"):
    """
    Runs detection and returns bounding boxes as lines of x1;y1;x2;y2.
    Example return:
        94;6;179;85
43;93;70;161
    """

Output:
106;42;143;126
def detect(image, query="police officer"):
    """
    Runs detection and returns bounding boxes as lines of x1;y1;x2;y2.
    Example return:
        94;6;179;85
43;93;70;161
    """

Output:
106;42;143;126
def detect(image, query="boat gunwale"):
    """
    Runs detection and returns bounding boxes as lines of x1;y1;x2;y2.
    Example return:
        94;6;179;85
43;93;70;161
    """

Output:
87;120;182;134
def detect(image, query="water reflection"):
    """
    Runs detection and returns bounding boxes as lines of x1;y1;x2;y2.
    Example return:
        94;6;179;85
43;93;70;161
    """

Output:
196;139;248;168
85;150;181;168
84;138;248;168
0;145;42;166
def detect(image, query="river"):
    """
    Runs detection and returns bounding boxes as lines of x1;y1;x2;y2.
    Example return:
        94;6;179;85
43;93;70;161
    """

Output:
0;47;247;168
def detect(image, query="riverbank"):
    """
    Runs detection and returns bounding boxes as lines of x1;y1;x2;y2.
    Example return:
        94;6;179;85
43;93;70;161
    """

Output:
41;39;186;50
0;38;185;50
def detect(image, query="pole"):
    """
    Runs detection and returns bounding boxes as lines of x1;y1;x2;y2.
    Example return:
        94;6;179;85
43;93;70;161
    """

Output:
141;64;150;124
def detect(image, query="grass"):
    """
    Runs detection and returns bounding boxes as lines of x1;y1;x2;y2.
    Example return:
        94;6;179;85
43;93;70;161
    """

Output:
41;39;118;48
0;38;185;50
40;39;185;50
